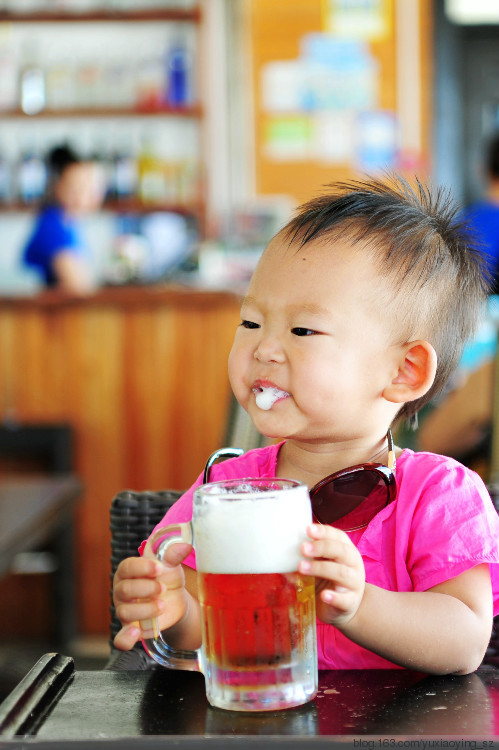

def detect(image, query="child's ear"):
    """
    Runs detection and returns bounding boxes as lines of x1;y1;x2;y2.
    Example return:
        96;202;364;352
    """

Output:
383;340;437;404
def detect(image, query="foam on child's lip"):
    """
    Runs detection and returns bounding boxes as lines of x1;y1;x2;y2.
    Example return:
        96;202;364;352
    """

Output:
253;386;289;410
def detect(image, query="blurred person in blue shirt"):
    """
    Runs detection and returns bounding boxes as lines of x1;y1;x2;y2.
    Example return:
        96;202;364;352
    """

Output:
22;144;104;293
461;132;499;293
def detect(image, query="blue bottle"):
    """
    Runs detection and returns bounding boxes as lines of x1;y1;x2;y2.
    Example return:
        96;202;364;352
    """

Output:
166;41;191;107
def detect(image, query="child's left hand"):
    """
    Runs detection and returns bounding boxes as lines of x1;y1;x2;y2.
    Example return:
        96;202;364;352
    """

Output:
299;524;366;628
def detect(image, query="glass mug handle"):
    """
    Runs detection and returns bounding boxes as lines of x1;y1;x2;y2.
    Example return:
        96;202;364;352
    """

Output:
140;522;201;671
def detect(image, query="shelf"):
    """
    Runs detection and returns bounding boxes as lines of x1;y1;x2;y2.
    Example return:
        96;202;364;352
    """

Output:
0;105;202;119
0;4;206;234
102;198;203;215
0;7;201;23
0;199;203;216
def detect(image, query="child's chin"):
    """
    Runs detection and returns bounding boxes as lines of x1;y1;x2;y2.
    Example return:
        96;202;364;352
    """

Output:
251;413;285;439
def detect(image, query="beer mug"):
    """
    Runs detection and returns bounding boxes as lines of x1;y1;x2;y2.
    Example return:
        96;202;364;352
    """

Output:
141;478;318;712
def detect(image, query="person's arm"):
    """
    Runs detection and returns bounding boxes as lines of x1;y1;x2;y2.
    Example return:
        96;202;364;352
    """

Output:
52;249;96;294
341;566;492;674
417;361;493;459
300;524;493;674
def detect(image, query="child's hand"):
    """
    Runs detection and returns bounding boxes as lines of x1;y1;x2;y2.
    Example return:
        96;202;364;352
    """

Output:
299;524;366;628
112;541;192;651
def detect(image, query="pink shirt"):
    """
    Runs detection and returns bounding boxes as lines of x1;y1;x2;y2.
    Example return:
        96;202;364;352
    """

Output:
144;443;499;670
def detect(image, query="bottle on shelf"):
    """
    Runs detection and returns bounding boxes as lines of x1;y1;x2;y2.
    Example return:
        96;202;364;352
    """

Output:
137;132;167;204
136;55;165;112
90;135;114;202
45;56;76;110
19;40;45;116
165;35;192;107
104;54;134;109
17;144;47;205
110;140;138;202
0;146;12;203
178;157;199;203
0;30;17;112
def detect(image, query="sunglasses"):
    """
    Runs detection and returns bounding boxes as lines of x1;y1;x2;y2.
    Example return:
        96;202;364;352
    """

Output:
203;431;396;533
309;430;396;532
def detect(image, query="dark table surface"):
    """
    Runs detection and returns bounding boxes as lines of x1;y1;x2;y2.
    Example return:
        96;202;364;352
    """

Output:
0;475;82;647
0;475;81;578
2;653;499;747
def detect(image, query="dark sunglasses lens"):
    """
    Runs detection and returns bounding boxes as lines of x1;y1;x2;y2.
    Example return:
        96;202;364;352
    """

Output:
311;470;391;530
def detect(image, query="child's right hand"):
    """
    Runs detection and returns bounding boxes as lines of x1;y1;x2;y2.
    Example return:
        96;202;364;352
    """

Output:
112;542;192;651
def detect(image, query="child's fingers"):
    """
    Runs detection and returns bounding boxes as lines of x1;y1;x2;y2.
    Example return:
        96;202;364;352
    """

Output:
303;523;355;552
307;523;347;542
319;586;360;616
114;547;191;602
301;524;363;568
299;523;365;624
113;623;141;651
114;576;164;606
142;541;193;568
301;540;360;568
115;542;192;585
313;574;365;626
157;542;193;568
115;597;165;625
115;557;163;582
299;558;363;592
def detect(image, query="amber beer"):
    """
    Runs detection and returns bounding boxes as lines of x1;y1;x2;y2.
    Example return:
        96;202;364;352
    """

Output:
193;479;318;711
199;571;316;674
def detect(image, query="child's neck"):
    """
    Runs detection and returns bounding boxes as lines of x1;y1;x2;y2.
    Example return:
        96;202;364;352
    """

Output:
276;434;392;489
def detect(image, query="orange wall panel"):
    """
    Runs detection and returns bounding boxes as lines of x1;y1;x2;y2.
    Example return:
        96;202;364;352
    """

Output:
249;0;432;205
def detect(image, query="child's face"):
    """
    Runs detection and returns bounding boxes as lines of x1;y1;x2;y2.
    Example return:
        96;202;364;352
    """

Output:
228;232;403;444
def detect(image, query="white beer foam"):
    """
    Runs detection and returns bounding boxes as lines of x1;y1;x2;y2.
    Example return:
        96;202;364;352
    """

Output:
193;484;312;574
255;387;288;410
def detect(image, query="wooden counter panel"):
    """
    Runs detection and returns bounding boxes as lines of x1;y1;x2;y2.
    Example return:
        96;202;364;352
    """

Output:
0;291;241;634
0;285;239;310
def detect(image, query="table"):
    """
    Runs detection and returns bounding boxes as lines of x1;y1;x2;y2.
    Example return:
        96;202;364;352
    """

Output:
1;653;499;747
0;476;82;646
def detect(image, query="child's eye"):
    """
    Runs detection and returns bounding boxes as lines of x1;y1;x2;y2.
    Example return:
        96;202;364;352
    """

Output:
240;319;260;329
292;327;317;336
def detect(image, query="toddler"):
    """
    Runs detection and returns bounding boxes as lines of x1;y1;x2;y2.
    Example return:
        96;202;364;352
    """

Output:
113;175;499;673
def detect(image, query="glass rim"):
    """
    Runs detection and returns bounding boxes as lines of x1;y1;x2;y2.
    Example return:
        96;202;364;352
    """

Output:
195;477;306;498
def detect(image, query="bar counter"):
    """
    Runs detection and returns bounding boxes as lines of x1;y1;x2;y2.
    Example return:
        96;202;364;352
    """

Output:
0;283;241;310
0;284;242;636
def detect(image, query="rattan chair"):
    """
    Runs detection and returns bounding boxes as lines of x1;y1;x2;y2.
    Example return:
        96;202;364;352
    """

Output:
106;489;182;670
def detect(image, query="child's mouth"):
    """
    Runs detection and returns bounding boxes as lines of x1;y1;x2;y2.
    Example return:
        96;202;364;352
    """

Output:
252;385;289;411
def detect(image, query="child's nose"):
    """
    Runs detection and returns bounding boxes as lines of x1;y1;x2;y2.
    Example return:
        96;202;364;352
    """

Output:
253;334;285;364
